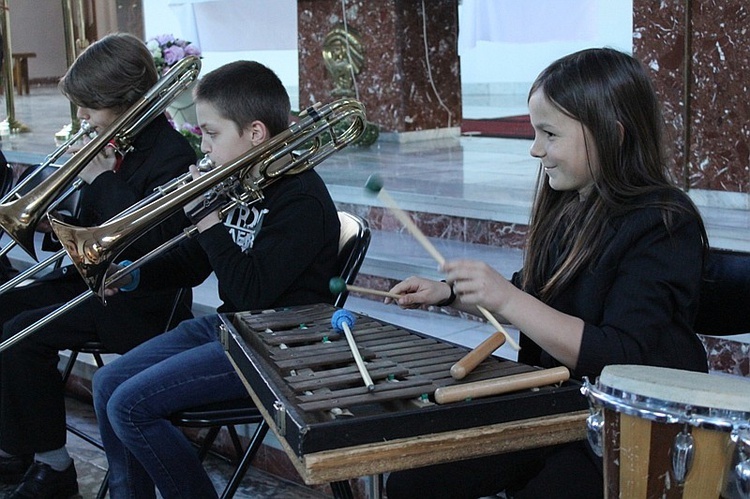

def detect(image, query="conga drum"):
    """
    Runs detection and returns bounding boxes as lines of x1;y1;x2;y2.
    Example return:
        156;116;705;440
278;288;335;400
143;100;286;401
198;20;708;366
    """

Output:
581;365;750;499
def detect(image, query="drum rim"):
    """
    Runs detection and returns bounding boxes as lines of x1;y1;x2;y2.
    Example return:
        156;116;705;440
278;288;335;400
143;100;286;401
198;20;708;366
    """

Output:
581;378;750;432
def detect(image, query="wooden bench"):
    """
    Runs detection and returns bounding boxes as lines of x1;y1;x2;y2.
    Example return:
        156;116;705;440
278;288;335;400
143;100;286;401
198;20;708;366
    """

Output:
12;52;36;95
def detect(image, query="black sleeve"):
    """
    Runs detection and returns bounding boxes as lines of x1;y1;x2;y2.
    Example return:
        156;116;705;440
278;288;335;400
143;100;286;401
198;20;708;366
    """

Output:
77;122;196;261
138;236;214;290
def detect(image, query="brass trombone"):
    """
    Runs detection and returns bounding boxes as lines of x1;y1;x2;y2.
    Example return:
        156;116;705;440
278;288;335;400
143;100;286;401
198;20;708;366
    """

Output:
0;55;201;261
0;98;367;354
0;163;203;297
0;121;94;260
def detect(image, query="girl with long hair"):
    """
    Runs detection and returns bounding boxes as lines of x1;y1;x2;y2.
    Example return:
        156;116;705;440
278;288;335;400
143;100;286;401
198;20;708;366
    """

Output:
385;47;709;499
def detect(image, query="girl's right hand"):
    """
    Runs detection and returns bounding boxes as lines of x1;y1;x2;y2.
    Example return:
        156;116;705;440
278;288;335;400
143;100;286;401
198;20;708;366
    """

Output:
386;276;452;309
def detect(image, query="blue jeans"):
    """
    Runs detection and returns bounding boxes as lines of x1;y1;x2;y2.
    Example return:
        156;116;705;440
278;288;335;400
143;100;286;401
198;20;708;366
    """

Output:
93;315;248;499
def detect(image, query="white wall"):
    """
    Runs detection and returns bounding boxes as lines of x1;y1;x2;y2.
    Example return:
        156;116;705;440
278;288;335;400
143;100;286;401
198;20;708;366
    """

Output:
5;0;68;80
143;0;299;108
458;0;634;93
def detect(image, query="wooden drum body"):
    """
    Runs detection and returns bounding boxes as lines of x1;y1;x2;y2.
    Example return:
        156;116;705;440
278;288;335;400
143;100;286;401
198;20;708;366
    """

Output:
581;365;750;499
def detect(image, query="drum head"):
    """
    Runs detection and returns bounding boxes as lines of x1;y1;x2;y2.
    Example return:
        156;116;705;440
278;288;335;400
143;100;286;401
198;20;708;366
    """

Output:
600;364;750;414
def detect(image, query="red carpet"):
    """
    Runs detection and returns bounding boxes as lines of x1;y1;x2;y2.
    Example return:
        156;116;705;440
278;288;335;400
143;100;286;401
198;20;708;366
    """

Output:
461;115;534;139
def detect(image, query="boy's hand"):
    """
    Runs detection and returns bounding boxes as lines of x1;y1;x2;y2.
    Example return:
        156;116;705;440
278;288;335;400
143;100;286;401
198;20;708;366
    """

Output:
78;143;118;184
183;164;223;232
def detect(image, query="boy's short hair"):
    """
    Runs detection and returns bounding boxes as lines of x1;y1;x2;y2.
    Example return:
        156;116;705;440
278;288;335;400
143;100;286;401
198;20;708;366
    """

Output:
59;33;158;113
194;61;291;137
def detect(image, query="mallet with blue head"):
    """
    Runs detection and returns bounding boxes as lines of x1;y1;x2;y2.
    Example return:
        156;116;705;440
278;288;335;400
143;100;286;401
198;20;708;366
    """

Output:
331;309;375;391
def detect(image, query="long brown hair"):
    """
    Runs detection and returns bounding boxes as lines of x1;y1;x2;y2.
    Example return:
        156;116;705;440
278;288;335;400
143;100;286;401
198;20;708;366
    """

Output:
522;48;707;301
59;33;158;113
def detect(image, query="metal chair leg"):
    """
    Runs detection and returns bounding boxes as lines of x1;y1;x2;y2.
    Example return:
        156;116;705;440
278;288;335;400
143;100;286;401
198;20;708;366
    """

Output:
330;480;355;499
219;421;270;499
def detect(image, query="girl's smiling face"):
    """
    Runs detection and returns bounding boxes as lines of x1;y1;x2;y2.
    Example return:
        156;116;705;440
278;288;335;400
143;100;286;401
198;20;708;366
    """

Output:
528;89;599;199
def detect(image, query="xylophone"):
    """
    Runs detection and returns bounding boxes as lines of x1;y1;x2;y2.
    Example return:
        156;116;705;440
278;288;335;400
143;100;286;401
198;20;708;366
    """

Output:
220;303;588;484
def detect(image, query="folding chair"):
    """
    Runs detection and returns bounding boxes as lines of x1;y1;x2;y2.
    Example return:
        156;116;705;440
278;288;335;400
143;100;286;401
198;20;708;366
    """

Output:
694;247;750;336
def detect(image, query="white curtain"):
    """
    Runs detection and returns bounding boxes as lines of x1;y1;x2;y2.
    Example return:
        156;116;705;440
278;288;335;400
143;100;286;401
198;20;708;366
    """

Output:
167;0;297;52
459;0;599;52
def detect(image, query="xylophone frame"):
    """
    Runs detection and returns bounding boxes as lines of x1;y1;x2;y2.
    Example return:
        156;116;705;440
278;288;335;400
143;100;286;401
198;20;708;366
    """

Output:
220;304;588;485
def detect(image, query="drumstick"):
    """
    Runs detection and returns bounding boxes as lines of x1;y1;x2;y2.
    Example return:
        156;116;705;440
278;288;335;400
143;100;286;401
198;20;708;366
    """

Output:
450;331;506;380
435;366;570;404
365;174;521;352
329;277;401;300
331;309;375;392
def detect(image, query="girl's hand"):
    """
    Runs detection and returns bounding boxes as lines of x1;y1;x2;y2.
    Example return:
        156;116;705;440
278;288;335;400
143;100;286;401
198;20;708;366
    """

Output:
386;276;452;309
441;259;514;314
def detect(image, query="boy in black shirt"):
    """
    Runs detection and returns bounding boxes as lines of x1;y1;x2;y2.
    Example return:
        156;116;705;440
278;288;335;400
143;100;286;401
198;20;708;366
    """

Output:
92;61;340;498
0;34;194;498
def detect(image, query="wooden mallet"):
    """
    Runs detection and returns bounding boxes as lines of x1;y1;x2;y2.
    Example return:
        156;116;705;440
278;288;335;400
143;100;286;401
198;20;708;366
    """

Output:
364;173;521;357
450;331;507;380
435;366;570;404
329;277;401;301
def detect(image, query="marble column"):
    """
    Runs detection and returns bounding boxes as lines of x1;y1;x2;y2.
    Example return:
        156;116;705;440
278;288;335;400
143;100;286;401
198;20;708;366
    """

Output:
634;1;750;378
297;0;462;141
633;0;749;193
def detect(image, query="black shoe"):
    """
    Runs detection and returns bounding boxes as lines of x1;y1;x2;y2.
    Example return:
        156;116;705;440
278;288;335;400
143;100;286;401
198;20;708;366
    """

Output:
0;454;33;484
9;461;79;499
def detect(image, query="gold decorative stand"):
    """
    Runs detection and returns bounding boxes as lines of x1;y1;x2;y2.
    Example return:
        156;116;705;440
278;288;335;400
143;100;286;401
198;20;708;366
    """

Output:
0;0;30;134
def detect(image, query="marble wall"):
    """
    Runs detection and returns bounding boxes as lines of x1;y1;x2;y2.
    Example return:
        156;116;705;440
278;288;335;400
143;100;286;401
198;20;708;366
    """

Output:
633;1;750;378
633;0;750;192
297;0;462;137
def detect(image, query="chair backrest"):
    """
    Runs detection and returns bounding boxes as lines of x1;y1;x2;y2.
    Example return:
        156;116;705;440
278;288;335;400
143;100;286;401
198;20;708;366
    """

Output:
694;247;750;336
333;211;371;307
0;150;13;199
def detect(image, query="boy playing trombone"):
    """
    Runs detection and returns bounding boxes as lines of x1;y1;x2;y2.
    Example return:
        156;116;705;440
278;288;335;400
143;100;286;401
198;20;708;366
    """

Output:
0;33;195;498
92;61;342;498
